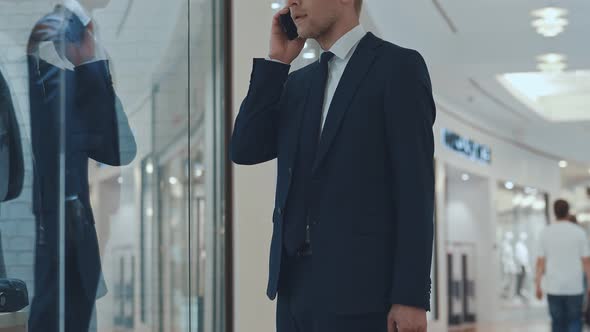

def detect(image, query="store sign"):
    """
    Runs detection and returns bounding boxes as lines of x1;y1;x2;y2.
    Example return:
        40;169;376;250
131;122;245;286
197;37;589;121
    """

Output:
442;129;492;164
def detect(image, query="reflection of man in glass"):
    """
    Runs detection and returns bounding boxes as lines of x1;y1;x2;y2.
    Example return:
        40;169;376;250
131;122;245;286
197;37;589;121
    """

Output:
0;68;24;202
26;1;136;330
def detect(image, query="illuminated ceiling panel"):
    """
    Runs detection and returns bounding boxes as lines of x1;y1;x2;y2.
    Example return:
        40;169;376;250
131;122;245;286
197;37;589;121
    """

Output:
498;70;590;122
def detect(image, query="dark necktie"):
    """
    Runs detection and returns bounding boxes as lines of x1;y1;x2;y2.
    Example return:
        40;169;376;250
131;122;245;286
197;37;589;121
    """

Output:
287;51;334;255
307;51;335;155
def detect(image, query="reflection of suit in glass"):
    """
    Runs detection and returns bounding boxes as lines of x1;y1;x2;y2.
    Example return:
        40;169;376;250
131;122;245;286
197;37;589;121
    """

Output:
0;69;24;202
27;55;136;331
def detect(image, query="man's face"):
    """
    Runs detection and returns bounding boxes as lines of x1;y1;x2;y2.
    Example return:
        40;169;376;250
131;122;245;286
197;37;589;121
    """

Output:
288;0;341;39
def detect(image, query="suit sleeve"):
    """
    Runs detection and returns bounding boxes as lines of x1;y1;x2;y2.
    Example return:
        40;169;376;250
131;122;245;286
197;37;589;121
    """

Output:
384;50;436;311
75;60;137;166
0;70;24;201
230;58;290;165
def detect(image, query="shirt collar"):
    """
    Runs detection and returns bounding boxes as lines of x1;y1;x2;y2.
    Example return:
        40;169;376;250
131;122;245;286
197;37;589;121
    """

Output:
63;0;92;25
323;24;366;61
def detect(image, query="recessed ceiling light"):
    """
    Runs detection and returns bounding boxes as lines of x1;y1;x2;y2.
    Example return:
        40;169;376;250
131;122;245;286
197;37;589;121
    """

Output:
271;2;281;10
536;53;567;73
531;7;569;37
117;176;123;184
537;53;566;64
169;176;178;185
461;173;470;181
559;160;568;168
505;181;515;190
531;7;568;20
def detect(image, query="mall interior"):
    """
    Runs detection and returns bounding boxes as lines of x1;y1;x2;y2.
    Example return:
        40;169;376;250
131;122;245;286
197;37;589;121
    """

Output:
0;0;589;331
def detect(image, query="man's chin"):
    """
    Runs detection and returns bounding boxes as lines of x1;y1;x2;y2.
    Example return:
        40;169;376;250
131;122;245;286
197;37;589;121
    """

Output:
297;29;317;40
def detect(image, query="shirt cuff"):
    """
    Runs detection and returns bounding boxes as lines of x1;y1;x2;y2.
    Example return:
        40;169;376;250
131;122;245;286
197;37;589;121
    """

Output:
265;57;288;65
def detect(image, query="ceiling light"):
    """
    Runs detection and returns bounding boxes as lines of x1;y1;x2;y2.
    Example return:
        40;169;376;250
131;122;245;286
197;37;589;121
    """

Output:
559;160;568;168
146;207;154;217
532;7;568;19
271;2;281;10
537;53;567;73
537;53;566;64
303;51;316;59
498;71;590;122
505;181;515;190
461;173;470;181
117;176;123;184
531;7;569;37
146;162;154;174
169;177;178;185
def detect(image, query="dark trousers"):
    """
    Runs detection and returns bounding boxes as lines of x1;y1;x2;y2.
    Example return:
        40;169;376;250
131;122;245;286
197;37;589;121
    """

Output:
276;254;388;332
28;203;95;332
547;294;584;332
515;266;526;297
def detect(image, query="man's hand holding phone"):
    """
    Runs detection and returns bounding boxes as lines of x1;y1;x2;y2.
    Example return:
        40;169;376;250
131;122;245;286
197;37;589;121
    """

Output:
269;7;306;64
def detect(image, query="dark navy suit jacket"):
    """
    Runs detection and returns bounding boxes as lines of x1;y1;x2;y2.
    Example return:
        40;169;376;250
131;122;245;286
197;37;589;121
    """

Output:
231;32;435;313
27;55;136;301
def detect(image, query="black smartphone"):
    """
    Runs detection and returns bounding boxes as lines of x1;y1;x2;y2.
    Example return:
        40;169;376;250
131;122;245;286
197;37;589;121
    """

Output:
64;12;86;44
279;13;299;40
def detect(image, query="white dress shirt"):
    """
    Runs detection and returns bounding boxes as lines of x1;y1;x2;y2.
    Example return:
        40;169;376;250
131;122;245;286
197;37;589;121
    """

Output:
319;24;366;131
267;25;366;132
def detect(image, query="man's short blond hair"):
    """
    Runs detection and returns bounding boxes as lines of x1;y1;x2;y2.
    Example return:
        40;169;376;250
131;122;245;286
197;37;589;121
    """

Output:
355;0;363;14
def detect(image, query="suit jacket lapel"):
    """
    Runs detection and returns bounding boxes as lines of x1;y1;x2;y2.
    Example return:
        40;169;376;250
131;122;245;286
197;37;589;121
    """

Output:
312;33;382;173
285;63;318;168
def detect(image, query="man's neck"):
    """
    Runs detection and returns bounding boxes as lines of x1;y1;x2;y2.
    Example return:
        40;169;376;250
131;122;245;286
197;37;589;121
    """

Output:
316;17;360;51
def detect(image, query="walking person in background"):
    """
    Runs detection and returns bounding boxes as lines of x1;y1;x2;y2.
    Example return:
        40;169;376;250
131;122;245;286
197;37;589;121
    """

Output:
536;199;590;332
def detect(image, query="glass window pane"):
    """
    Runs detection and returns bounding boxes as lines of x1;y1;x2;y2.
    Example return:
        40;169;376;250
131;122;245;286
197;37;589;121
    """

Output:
0;0;226;331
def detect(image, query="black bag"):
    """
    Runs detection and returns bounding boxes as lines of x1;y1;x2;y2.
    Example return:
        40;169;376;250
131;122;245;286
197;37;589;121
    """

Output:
0;279;28;312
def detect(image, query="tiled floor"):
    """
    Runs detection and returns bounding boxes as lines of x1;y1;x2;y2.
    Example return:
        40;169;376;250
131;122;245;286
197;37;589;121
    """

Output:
460;321;590;332
474;322;550;332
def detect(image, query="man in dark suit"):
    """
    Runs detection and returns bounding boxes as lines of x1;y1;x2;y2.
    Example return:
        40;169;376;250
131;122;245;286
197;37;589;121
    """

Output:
231;0;435;331
26;3;136;331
